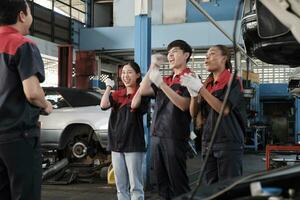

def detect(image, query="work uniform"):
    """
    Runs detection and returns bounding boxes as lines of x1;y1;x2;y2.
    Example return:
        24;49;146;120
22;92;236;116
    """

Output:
0;26;45;200
201;69;245;185
151;68;192;199
106;88;149;200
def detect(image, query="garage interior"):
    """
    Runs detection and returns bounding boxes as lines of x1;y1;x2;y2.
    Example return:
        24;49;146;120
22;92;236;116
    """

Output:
21;0;300;199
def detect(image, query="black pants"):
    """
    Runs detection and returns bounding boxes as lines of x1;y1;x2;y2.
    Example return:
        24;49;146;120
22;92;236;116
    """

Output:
193;128;202;152
203;150;243;185
151;137;190;199
0;135;42;200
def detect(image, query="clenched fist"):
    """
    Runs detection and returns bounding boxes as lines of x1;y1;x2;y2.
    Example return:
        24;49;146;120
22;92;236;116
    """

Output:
151;53;166;68
105;78;115;89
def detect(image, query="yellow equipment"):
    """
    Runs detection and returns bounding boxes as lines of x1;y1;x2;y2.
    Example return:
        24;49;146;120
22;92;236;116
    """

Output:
107;163;115;185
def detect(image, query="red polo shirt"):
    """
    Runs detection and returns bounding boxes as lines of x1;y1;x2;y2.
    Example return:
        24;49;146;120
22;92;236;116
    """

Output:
0;26;45;138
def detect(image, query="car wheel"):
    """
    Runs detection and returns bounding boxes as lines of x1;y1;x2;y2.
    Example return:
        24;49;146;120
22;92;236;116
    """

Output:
58;125;97;162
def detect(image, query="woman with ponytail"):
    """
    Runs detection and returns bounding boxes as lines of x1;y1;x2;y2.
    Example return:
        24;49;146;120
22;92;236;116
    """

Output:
100;62;149;199
180;45;245;185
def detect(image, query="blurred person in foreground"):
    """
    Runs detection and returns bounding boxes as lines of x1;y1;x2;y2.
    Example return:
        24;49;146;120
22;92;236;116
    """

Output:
0;0;52;199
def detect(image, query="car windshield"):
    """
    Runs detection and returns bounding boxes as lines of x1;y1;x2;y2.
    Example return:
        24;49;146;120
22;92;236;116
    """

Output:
44;87;101;108
45;91;70;109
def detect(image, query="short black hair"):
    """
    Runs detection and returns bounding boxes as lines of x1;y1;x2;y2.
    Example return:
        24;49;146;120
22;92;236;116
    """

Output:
167;39;193;63
0;0;28;26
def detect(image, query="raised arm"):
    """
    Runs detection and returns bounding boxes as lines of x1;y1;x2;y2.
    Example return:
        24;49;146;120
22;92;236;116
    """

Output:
160;82;190;111
131;88;142;109
181;74;230;115
138;68;155;97
100;78;114;109
149;68;190;111
139;54;166;97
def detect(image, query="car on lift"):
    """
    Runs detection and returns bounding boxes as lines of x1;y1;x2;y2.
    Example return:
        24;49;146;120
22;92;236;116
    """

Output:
241;0;300;66
39;87;111;162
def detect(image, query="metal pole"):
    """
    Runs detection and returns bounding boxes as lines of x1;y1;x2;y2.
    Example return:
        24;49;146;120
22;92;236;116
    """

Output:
188;0;258;67
134;0;151;188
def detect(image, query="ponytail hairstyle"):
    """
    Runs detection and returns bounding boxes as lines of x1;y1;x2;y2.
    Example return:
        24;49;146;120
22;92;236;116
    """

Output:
213;45;232;72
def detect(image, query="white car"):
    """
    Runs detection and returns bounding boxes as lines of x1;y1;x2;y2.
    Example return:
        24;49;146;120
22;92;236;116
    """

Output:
39;87;110;160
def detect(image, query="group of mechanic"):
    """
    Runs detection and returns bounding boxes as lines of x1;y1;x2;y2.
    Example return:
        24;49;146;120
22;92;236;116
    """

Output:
102;40;245;200
0;0;245;200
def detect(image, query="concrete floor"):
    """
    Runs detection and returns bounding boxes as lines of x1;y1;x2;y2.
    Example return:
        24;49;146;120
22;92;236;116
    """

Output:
42;152;266;200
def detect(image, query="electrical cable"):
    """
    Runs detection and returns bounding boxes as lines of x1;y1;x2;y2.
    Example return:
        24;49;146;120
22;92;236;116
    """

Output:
188;0;244;199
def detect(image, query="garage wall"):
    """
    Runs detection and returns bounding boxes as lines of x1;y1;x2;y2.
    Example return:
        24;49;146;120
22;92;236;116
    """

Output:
27;35;58;58
94;3;113;27
113;0;186;26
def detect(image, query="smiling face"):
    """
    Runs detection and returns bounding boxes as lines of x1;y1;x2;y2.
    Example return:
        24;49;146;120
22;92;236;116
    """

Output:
121;64;141;88
204;47;227;72
167;47;190;69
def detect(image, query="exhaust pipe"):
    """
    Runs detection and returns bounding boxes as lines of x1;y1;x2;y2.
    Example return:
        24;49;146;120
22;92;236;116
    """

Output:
42;158;69;180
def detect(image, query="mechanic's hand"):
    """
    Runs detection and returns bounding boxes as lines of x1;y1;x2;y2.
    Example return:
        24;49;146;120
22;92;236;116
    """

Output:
180;73;203;93
105;78;115;89
42;100;53;115
187;87;199;97
151;53;166;69
149;68;163;88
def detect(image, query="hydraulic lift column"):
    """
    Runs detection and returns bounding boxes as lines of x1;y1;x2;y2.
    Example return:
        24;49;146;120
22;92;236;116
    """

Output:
75;51;96;89
58;45;73;88
134;0;151;187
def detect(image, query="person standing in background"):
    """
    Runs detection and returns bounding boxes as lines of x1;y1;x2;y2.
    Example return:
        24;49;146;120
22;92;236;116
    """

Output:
100;62;149;200
181;45;245;185
139;40;193;199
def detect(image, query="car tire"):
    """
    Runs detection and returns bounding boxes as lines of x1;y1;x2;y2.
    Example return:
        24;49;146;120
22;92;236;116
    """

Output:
58;125;96;162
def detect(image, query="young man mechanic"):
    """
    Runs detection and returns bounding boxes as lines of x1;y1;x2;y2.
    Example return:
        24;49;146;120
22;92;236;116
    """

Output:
139;40;193;199
0;0;52;199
